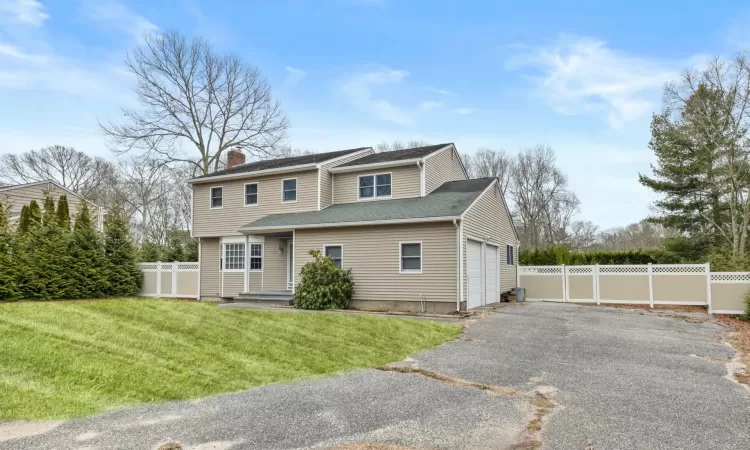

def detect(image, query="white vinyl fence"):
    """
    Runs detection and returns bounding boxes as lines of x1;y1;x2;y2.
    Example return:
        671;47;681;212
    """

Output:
138;262;200;299
518;264;746;315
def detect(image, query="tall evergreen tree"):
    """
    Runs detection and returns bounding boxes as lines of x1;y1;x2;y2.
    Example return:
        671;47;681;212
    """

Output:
42;196;56;227
0;203;6;231
103;206;142;296
138;240;164;262
27;200;42;230
68;202;109;298
0;203;16;300
25;197;71;299
17;205;30;234
164;229;185;262
57;195;71;231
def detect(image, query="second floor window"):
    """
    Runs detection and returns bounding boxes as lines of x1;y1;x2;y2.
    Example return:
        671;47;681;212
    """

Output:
210;187;223;209
245;183;258;206
282;178;297;202
358;173;392;199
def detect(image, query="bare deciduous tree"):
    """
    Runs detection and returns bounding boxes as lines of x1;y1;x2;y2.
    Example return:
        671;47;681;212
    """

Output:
463;148;512;193
568;221;599;251
0;145;117;203
101;30;289;175
375;140;430;152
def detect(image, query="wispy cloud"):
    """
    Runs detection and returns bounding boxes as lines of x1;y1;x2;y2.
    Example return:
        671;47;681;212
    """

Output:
0;0;48;26
425;86;456;96
454;107;474;115
506;34;679;129
419;100;443;111
339;67;413;126
284;66;306;85
83;0;157;41
0;41;46;62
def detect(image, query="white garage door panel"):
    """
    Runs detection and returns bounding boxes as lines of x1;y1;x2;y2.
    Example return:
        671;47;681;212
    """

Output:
467;240;482;309
485;245;498;304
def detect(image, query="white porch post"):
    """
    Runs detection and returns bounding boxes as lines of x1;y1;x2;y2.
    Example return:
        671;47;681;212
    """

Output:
244;234;249;293
292;230;296;294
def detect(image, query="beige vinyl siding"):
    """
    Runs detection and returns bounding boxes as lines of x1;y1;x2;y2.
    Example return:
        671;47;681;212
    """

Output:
223;273;244;298
193;170;318;237
258;237;289;291
199;238;221;298
294;222;457;306
319;150;372;209
333;164;422;204
424;146;467;194
1;182;102;230
462;183;518;298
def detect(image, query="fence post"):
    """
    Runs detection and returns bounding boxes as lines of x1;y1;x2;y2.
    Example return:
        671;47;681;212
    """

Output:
705;262;712;314
595;264;600;305
172;262;179;298
648;263;654;308
561;264;567;302
156;261;162;297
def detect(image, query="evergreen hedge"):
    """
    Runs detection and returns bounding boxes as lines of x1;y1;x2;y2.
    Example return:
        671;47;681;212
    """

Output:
519;246;683;266
0;196;142;301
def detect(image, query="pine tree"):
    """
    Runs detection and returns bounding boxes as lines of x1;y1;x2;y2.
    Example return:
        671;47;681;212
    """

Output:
139;240;163;262
0;204;17;300
67;202;109;298
103;206;142;296
0;203;6;231
42;196;56;226
164;229;185;262
185;237;198;262
17;205;30;234
27;200;42;230
25;197;71;299
57;195;71;231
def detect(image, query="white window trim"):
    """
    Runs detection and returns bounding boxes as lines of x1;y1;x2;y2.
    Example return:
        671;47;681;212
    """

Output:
210;185;224;209
248;242;263;273
357;172;393;201
222;241;246;273
323;244;344;268
244;182;259;207
281;177;298;203
399;241;422;274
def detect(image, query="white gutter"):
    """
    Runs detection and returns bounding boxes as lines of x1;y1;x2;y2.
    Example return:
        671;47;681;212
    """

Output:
328;158;423;174
239;215;460;232
187;163;318;184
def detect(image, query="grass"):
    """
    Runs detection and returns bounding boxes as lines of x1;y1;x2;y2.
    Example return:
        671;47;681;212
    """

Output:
0;298;461;420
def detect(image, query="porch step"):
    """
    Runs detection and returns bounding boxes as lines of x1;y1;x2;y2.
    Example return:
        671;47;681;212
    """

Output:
233;291;294;306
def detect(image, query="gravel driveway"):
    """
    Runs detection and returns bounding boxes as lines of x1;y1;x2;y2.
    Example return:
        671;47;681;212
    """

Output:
2;302;749;449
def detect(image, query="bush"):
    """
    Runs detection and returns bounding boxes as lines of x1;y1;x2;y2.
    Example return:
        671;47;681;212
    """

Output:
294;249;354;310
745;289;750;321
519;246;680;265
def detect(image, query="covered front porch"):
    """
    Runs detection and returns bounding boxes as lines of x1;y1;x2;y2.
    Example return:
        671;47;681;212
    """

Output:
220;230;295;302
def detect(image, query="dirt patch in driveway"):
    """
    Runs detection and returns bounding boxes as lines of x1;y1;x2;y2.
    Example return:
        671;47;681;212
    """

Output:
717;315;750;387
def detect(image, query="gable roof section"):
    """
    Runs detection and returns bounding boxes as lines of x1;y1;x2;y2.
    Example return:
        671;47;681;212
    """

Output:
189;147;371;182
336;143;452;168
460;179;520;242
239;177;496;231
0;179;98;207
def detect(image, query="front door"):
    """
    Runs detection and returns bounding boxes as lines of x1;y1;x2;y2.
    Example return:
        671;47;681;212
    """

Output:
287;241;294;290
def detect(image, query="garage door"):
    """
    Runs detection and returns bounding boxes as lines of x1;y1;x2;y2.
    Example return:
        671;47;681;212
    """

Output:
467;240;483;309
485;245;498;304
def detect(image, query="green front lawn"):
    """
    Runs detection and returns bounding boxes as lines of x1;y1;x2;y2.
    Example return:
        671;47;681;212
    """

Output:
0;299;461;420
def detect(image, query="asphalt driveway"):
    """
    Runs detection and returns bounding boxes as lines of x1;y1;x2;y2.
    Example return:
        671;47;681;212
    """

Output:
2;303;749;449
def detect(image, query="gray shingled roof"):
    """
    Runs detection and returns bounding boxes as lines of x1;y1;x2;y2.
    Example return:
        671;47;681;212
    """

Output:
193;147;371;179
239;177;495;230
337;143;451;167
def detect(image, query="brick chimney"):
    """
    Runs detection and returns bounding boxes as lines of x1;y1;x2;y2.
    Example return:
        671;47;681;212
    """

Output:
226;149;246;169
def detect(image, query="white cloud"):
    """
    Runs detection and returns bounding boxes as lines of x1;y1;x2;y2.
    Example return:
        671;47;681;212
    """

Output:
339;67;414;126
0;41;46;63
507;34;679;129
419;101;443;111
284;66;306;85
425;86;456;96
0;0;48;26
83;0;157;41
454;107;474;115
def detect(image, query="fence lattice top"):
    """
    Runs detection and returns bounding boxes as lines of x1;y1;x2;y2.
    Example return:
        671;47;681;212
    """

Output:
519;266;563;275
711;272;750;283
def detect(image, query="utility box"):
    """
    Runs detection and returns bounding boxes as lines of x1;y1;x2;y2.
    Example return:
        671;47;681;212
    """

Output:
515;287;526;302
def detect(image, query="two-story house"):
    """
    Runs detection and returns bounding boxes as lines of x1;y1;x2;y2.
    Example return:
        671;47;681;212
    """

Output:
189;143;519;313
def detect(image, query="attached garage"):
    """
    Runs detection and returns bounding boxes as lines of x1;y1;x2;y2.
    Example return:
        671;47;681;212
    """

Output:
467;239;483;309
485;244;499;304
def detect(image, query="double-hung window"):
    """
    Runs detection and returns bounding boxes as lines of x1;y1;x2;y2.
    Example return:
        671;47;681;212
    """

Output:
245;183;258;206
324;245;343;268
223;243;245;271
282;178;297;202
249;243;263;271
400;242;422;273
358;173;392;199
506;245;515;265
210;186;223;209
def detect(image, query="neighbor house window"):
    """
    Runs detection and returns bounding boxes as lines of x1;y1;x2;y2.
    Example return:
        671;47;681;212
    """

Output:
358;173;392;199
245;183;258;206
282;178;297;202
400;242;422;273
325;245;343;268
223;243;245;271
249;243;263;271
506;245;514;265
210;186;223;209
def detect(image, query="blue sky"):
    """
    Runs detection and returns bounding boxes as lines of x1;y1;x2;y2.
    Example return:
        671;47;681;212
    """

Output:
1;0;748;228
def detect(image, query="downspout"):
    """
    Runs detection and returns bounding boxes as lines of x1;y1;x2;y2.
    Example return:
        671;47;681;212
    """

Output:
454;219;461;311
417;161;425;197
